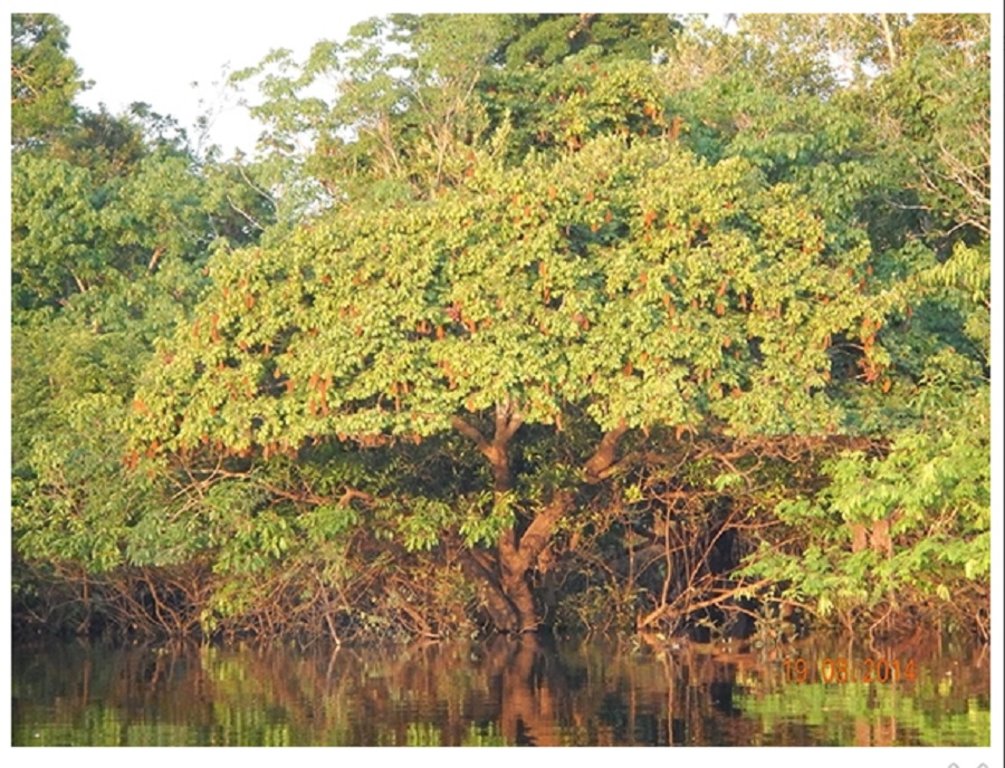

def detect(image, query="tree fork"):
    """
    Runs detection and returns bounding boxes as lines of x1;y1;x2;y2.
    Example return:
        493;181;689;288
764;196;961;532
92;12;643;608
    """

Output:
498;490;575;632
454;412;633;633
452;403;530;630
453;402;549;632
504;425;630;631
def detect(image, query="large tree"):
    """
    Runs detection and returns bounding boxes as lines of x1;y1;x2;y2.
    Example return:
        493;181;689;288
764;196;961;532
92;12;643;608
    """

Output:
132;123;890;630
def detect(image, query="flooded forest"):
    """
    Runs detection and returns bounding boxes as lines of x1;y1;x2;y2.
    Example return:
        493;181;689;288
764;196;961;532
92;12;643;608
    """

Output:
11;13;991;747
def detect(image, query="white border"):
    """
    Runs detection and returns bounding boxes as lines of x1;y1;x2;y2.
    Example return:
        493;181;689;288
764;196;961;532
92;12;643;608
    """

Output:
3;3;1000;767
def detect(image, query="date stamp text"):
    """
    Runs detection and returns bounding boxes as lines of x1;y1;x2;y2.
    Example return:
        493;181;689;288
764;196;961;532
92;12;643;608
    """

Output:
781;656;918;685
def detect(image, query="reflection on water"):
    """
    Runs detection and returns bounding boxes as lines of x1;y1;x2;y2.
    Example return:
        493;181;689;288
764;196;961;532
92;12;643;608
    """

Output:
12;635;989;746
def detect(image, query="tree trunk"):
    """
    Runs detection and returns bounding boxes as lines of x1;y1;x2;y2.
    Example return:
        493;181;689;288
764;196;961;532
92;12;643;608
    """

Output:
457;549;520;633
497;491;574;632
452;405;529;631
498;531;538;632
452;409;629;634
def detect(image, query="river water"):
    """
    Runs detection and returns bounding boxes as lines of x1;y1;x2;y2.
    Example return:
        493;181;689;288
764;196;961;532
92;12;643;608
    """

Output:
12;634;989;746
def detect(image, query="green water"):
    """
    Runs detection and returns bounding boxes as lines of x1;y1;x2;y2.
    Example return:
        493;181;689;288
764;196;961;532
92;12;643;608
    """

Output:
11;635;990;746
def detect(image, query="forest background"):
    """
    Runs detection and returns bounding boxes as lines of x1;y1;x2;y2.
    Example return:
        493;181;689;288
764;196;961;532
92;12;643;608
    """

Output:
8;12;994;645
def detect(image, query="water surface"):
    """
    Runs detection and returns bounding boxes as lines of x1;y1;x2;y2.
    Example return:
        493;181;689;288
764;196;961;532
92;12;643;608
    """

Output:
12;635;990;746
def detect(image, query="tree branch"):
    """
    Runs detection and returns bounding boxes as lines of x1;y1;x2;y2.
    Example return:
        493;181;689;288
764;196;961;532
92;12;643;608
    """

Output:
583;420;629;483
147;245;164;273
516;491;574;571
451;414;490;453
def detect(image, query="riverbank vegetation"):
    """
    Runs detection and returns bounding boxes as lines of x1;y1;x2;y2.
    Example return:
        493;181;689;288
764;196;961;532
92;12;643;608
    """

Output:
11;13;991;645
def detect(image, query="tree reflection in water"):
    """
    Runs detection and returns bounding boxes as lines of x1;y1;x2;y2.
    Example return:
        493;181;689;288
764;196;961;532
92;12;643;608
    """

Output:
12;635;990;746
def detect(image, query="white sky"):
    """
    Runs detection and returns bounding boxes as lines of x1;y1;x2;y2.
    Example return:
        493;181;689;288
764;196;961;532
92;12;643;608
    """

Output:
53;3;365;157
16;1;966;157
41;2;729;157
50;2;717;157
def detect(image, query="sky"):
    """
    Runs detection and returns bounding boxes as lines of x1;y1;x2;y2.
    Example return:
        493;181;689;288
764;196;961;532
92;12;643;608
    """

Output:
12;0;909;158
53;3;365;157
44;2;721;157
18;1;989;157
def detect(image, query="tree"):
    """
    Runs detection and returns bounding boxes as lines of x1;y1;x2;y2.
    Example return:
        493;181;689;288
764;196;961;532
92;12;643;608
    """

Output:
11;13;85;151
705;13;992;637
131;127;890;631
10;13;277;635
227;14;681;226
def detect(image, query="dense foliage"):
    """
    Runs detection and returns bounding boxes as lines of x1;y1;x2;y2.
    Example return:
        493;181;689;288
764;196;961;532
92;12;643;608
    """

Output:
11;13;991;644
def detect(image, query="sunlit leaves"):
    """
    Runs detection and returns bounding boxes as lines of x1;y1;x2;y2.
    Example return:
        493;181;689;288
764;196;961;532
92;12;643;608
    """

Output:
11;13;83;150
743;384;990;624
135;129;883;456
